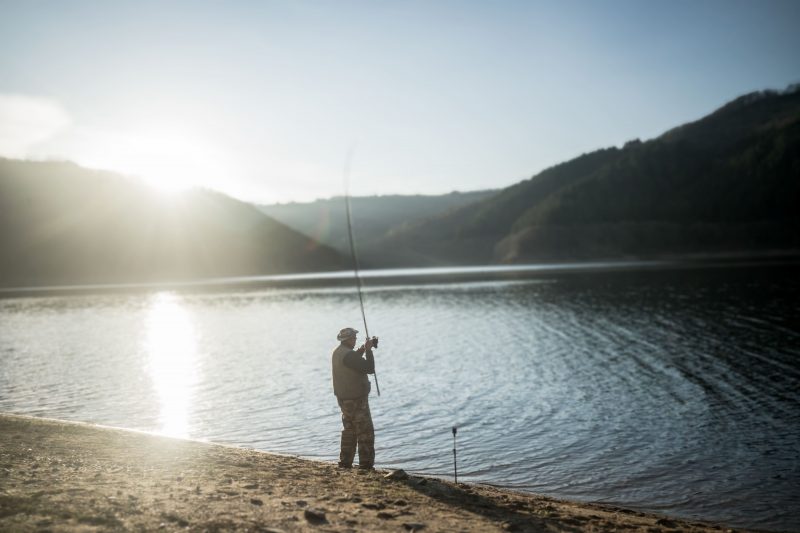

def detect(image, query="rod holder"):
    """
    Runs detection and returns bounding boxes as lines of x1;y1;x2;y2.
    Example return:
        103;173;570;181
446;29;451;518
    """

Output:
452;426;458;484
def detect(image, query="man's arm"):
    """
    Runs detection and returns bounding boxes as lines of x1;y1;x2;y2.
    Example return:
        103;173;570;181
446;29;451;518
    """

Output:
342;342;375;374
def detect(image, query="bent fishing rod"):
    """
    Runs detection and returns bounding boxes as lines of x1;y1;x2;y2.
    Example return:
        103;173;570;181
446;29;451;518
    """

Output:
343;152;381;396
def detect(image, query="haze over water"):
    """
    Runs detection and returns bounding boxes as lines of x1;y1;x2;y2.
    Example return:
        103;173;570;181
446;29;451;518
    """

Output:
1;263;798;531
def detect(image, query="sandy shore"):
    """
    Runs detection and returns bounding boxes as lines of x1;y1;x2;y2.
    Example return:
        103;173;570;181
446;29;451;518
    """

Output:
0;414;744;532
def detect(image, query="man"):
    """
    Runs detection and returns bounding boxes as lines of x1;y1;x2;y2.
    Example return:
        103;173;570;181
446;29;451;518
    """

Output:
331;327;375;470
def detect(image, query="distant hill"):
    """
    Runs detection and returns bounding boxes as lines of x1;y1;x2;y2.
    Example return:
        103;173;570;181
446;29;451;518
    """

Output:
258;190;497;265
0;159;347;287
370;85;800;265
4;86;797;286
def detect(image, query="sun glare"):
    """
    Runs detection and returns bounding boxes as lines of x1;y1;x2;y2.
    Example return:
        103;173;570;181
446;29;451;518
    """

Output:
144;292;199;437
128;130;210;195
139;167;195;195
71;123;230;196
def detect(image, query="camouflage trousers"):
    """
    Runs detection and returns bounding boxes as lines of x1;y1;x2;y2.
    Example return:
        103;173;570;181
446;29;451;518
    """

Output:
337;396;374;468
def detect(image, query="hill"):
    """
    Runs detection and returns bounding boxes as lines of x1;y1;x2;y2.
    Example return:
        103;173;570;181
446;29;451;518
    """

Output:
372;86;800;265
0;159;348;287
258;190;496;265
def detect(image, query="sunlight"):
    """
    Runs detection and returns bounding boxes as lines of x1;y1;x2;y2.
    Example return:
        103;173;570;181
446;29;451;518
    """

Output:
65;122;232;195
144;292;199;437
122;128;209;194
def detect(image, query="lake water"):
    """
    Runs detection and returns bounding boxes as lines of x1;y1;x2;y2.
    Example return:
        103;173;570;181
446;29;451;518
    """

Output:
1;262;798;531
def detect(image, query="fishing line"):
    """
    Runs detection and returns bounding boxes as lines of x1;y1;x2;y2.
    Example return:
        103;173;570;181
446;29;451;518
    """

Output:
343;149;381;396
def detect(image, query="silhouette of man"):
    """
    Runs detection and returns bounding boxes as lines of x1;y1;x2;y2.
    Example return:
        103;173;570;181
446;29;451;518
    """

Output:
331;327;375;470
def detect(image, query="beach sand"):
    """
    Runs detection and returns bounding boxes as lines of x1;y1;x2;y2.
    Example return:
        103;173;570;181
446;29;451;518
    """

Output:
0;413;743;532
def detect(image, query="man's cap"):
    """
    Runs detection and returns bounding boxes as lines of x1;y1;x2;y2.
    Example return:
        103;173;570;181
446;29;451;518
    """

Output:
337;327;358;341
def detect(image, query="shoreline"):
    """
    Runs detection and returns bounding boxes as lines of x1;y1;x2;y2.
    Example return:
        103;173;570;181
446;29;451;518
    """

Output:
0;413;752;532
1;251;798;299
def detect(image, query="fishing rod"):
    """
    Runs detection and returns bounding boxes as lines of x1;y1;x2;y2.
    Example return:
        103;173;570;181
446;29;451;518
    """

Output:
452;426;458;483
343;151;381;396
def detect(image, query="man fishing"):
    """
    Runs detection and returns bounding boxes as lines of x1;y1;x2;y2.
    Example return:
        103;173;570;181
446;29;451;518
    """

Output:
331;327;376;470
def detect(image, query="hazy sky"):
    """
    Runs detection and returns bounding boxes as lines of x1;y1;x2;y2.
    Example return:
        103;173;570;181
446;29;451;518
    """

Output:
1;1;798;203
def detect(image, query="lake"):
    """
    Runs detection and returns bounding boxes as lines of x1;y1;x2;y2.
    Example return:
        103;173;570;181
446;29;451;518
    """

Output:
1;261;798;531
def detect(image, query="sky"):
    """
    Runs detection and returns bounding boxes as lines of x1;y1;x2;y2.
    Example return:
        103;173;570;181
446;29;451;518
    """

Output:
1;0;798;204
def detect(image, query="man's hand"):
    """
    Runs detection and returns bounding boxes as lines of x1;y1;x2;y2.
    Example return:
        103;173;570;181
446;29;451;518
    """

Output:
356;338;373;354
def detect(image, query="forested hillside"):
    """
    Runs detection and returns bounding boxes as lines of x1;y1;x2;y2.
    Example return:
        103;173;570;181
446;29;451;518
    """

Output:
371;86;800;265
259;190;496;258
0;159;347;287
4;86;796;286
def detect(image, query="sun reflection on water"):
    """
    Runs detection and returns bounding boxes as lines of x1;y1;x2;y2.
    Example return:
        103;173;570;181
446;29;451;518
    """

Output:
144;292;198;437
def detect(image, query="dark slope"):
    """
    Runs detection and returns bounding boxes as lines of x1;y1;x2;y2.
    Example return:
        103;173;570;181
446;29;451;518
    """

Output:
367;148;622;265
0;159;347;287
375;86;800;265
258;190;497;265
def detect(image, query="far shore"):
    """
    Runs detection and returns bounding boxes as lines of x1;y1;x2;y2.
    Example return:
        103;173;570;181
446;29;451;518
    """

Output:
1;250;798;299
0;413;751;532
